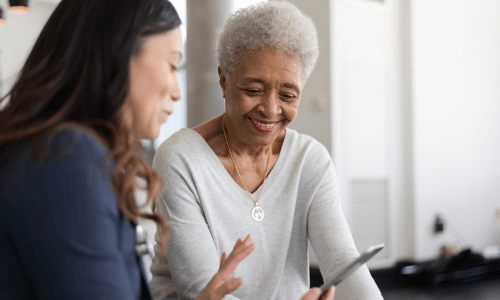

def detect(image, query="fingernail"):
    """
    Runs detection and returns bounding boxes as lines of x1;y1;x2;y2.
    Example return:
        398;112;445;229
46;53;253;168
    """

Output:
233;277;242;285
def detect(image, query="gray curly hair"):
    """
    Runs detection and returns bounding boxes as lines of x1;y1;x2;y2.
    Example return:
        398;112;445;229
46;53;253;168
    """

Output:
216;0;319;86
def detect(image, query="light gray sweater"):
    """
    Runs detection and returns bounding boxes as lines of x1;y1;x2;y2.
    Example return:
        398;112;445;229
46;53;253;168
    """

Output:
149;128;383;300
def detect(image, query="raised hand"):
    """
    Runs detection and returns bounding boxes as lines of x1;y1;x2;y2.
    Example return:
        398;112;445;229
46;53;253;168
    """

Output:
195;234;256;300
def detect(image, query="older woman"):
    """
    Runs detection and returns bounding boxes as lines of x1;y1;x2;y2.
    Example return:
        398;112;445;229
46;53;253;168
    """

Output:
150;1;381;300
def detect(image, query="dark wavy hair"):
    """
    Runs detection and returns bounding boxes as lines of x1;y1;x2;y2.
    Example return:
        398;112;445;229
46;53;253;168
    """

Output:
0;0;181;248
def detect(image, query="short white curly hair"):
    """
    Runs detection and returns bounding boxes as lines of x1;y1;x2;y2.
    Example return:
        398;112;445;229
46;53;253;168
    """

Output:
216;0;319;86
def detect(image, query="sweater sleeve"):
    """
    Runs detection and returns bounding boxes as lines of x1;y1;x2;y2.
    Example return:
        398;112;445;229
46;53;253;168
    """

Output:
307;158;383;300
4;130;146;300
150;142;240;300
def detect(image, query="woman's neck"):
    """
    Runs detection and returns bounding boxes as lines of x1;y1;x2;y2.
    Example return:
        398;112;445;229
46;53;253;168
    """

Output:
225;130;271;159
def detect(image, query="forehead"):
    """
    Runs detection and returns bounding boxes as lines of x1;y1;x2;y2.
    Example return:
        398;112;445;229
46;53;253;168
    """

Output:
233;49;303;86
142;28;183;59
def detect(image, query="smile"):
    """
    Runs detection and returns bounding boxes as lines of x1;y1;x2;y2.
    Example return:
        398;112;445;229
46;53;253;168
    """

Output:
249;118;278;132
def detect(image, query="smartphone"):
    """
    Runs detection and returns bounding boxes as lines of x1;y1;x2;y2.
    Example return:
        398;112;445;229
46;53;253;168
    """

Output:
319;244;384;295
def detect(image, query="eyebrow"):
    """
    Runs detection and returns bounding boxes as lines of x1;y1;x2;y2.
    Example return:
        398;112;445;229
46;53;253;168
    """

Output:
283;82;300;94
241;77;266;84
242;77;300;93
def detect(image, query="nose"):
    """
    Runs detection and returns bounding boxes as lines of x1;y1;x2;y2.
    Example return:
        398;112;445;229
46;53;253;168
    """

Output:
256;91;281;118
171;74;182;102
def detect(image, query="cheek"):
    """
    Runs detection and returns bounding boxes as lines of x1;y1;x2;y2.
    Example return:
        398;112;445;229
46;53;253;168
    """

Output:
127;92;163;140
282;101;299;121
128;62;169;138
228;92;258;114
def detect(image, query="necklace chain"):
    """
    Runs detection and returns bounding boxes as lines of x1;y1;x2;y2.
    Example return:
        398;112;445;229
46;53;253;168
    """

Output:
221;114;272;206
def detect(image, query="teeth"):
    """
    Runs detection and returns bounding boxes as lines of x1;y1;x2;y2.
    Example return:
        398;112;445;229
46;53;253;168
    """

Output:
251;119;275;128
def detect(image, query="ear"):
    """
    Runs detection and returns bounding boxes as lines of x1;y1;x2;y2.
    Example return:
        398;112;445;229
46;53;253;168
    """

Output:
218;66;227;98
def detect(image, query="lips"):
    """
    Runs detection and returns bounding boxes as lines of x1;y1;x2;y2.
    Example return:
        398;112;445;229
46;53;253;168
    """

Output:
249;117;278;133
160;110;173;123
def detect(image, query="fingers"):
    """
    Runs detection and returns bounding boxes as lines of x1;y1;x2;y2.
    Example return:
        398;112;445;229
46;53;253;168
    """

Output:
300;288;321;300
220;234;256;275
232;238;243;251
197;235;255;300
216;234;255;284
300;286;335;300
213;277;243;299
220;235;244;269
219;251;227;269
320;286;335;300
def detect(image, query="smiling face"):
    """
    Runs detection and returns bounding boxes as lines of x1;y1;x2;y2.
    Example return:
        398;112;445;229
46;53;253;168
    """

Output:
127;27;183;140
220;48;303;147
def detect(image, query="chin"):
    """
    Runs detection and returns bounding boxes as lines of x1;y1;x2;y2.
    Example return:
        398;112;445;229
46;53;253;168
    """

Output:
142;127;161;141
150;130;161;140
248;132;280;147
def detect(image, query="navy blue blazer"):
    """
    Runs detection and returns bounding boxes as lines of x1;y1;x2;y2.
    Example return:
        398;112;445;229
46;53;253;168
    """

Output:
0;129;153;299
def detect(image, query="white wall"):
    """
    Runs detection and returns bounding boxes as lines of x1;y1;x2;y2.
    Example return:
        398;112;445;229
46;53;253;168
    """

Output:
289;0;406;268
0;1;57;97
330;0;500;266
280;0;333;267
411;0;500;260
331;0;401;267
286;0;333;155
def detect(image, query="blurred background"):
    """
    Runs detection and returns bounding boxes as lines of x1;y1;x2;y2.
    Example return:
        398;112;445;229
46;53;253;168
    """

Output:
1;0;499;298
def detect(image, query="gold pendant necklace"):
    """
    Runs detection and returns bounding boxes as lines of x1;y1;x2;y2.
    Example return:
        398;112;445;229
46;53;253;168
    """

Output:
222;114;271;221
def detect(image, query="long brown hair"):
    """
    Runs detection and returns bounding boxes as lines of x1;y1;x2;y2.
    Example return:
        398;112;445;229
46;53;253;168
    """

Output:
0;0;181;248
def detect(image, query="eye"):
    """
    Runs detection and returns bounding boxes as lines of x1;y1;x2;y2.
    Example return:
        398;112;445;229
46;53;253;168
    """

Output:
245;89;262;96
280;93;297;101
170;64;179;72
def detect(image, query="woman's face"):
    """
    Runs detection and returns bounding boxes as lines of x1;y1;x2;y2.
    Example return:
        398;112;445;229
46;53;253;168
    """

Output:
128;27;183;140
220;48;303;147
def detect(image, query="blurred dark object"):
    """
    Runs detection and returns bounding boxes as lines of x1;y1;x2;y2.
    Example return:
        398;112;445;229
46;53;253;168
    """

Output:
311;249;500;292
433;248;499;285
389;249;500;289
9;0;29;7
446;248;484;270
0;7;5;25
9;0;30;15
396;260;437;288
434;215;445;233
440;244;461;260
310;266;324;288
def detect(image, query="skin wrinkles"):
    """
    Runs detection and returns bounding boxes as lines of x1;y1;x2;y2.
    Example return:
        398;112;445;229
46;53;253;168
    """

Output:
222;48;303;156
195;48;303;193
127;28;183;140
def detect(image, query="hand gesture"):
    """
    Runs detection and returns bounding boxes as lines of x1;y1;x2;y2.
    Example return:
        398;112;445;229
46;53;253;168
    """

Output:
300;286;335;300
195;234;256;300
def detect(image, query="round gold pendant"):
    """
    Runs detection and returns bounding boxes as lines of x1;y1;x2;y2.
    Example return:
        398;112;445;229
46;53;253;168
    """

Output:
252;206;264;221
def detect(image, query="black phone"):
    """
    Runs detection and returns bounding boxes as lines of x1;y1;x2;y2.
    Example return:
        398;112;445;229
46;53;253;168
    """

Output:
319;244;384;295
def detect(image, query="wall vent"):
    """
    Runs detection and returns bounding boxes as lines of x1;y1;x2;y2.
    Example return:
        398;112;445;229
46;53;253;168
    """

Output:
351;179;389;259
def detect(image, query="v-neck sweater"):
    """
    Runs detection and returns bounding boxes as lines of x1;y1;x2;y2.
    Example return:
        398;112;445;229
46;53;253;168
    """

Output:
149;128;383;300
